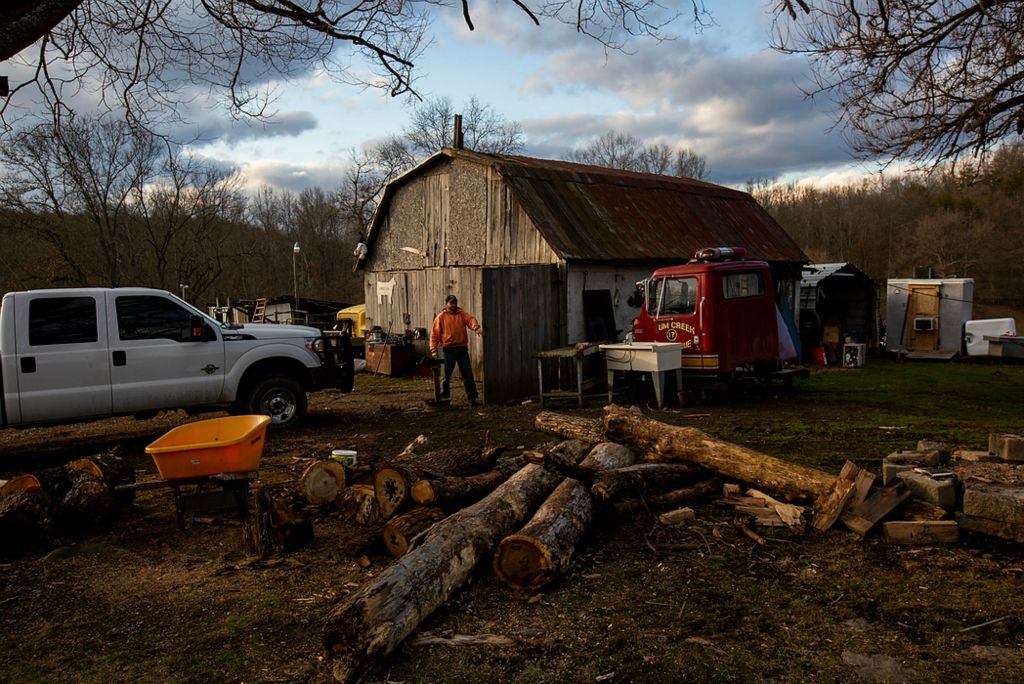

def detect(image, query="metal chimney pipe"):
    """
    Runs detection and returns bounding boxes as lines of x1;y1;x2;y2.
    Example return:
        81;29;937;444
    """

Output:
453;114;464;149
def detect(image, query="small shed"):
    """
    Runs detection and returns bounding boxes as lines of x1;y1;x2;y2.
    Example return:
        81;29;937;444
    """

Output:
799;263;880;362
886;278;974;358
359;148;807;403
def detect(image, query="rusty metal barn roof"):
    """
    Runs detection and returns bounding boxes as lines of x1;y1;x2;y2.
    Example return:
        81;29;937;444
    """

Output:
367;148;807;266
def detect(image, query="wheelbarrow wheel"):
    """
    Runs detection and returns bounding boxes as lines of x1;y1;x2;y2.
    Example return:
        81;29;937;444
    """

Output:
241;374;307;430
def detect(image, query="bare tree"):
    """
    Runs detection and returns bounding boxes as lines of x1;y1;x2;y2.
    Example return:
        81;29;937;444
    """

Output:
404;96;525;158
1;0;695;134
773;0;1024;165
0;116;244;295
569;131;709;179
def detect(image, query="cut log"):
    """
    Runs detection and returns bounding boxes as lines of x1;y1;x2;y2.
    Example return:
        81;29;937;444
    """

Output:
591;463;705;503
811;461;861;531
341;526;385;557
410;456;524;506
242;483;313;558
493;442;635;590
382;506;446;557
534;411;604;444
55;470;115;536
322;440;589;683
0;490;52;559
0;474;42;496
614;477;723;515
601;405;835;502
301;460;347;506
375;447;502;519
338;484;382;526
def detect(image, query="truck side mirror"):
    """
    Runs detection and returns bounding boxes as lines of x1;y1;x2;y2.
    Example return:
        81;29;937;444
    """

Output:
188;315;211;341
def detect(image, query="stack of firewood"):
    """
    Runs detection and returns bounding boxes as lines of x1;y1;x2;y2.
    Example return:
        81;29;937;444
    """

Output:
0;449;135;559
318;404;1008;683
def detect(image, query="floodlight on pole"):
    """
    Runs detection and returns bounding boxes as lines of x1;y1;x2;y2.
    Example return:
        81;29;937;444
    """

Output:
179;283;189;301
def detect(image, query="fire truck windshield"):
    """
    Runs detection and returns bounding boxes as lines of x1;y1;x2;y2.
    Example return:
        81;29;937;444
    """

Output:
651;277;697;316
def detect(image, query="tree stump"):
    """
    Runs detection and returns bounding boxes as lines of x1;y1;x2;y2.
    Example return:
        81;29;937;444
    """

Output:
243;483;313;558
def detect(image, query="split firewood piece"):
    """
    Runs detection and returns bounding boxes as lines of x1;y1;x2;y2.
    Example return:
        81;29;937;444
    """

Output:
591;463;705;503
301;460;347;506
839;482;913;537
382;506;446;557
243;482;313;558
494;442;635;590
746;488;805;527
534;411;605;444
322;439;590;683
338;484;382;526
410;456;524;506
882;520;959;545
811;461;861;531
658;507;695;526
614;477;722;514
601;405;835;502
66;459;104;479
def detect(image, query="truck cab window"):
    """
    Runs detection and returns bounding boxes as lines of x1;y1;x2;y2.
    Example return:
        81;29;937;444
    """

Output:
29;297;99;346
116;296;193;341
723;272;765;299
652;277;697;316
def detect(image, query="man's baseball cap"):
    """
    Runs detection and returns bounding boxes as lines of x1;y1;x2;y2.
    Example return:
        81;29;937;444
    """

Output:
445;294;458;304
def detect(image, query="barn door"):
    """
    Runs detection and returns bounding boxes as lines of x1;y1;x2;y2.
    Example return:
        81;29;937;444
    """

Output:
905;284;940;351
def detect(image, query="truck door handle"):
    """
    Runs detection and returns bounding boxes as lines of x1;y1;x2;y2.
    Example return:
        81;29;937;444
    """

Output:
20;357;36;373
112;350;126;366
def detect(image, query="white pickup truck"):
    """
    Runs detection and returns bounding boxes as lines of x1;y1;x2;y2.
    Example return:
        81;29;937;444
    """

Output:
0;287;353;430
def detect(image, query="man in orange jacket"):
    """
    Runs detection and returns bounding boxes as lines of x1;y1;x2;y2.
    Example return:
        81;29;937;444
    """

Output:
429;294;483;405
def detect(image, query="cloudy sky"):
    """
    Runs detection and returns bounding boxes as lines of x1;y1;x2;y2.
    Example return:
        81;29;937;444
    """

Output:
44;1;882;193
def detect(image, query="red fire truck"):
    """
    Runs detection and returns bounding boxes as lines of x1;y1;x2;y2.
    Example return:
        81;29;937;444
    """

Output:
631;247;792;383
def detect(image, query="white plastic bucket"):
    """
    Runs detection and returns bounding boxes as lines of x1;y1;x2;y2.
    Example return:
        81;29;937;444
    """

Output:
330;449;358;466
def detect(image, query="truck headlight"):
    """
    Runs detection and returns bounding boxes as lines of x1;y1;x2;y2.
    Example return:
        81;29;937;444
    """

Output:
305;337;324;353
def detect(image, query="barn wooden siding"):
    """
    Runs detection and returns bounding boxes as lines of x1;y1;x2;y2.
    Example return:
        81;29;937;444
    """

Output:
365;264;561;404
365;158;560;272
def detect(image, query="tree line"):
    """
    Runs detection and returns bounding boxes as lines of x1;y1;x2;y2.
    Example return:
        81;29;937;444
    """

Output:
751;143;1024;309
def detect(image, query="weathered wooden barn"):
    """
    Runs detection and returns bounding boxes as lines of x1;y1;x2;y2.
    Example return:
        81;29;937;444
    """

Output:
358;148;807;404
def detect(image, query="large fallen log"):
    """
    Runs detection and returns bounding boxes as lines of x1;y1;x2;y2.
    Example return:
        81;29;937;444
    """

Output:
493;442;635;590
599;405;835;503
410;455;524;507
322;440;589;683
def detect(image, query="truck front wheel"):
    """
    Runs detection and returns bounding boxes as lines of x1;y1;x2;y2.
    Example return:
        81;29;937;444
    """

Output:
243;375;307;430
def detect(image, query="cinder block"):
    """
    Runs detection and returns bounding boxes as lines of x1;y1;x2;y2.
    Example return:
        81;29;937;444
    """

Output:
963;483;1024;526
896;471;957;511
955;450;1002;463
884;450;941;466
916;440;951;464
883;461;916;486
993;434;1024;462
883;450;941;485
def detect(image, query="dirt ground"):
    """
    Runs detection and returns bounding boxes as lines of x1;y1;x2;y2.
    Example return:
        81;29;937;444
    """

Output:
2;372;1023;683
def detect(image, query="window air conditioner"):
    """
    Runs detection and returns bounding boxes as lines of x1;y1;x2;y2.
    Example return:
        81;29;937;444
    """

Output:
913;317;938;332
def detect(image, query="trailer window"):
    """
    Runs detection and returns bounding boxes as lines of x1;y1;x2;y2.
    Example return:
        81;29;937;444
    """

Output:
723;272;765;299
651;277;697;316
29;297;99;346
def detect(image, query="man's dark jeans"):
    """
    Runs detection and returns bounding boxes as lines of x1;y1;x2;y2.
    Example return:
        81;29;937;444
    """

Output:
441;346;478;402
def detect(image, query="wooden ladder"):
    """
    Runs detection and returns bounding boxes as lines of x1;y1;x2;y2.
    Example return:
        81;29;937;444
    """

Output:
252;298;267;323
